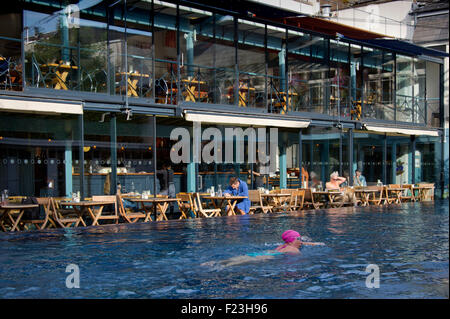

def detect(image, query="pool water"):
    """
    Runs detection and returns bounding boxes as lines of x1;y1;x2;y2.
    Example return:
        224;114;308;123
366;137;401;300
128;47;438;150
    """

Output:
0;201;448;299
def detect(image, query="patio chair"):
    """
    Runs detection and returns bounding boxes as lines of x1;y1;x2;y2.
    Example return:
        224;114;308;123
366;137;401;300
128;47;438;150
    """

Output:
248;190;272;214
176;192;196;219
20;197;57;230
280;189;295;211
289;189;305;211
386;184;402;204
51;197;84;228
192;192;221;218
366;186;384;206
116;194;148;223
91;195;120;225
400;184;415;202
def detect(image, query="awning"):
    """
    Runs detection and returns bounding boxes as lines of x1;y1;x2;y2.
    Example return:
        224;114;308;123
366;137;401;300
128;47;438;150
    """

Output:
274;16;389;40
365;124;439;137
184;111;310;128
0;97;83;115
343;38;449;58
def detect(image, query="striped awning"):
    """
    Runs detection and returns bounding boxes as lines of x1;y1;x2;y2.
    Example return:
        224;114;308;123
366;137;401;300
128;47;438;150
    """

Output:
184;110;310;128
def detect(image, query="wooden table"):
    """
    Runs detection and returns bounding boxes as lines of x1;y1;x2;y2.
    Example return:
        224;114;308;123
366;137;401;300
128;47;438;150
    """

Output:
384;187;404;204
128;198;179;221
116;72;150;97
40;63;78;90
181;78;208;102
59;200;116;226
202;195;248;216
260;193;291;212
0;204;39;231
311;191;345;208
354;189;379;207
412;186;434;201
270;91;298;114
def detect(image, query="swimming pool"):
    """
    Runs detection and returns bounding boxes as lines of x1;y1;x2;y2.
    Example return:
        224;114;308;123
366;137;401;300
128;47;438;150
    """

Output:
0;201;448;299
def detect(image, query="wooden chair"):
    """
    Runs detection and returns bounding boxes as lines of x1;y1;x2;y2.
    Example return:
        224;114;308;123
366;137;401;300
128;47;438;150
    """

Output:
290;189;305;211
302;188;317;209
418;183;435;201
91;195;120;225
280;189;295;211
20;197;57;230
176;192;196;219
116;194;148;223
386;184;402;204
192;193;221;218
51;197;85;228
400;184;415;202
248;190;272;214
366;186;384;206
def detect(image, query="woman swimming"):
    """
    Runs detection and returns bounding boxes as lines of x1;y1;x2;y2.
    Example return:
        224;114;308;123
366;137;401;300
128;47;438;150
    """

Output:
200;230;324;268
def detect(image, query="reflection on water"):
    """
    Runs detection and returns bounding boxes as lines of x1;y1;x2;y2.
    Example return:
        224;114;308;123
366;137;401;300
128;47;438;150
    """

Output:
0;201;448;298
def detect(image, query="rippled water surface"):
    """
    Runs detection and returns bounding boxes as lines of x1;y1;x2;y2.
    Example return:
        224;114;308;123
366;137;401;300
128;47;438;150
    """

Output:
0;201;448;298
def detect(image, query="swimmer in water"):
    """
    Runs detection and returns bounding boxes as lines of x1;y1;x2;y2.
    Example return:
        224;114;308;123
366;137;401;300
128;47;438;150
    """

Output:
275;230;324;254
200;230;325;268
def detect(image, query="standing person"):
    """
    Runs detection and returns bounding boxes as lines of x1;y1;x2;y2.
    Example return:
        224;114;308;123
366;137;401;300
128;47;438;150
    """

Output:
353;169;367;187
157;164;175;214
301;166;309;188
249;160;266;189
223;176;250;215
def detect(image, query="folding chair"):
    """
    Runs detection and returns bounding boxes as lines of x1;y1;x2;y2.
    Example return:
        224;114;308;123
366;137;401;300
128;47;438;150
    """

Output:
20;197;57;230
116;194;149;223
176;192;196;219
51;197;84;228
367;186;384;206
248;190;272;214
193;193;221;218
290;189;305;211
91;195;120;225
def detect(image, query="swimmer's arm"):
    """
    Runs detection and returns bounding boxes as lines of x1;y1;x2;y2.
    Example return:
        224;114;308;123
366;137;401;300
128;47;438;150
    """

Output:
301;241;325;246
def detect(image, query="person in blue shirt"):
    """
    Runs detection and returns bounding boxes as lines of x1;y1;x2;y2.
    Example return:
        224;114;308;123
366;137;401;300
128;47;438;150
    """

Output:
223;176;250;215
353;169;367;187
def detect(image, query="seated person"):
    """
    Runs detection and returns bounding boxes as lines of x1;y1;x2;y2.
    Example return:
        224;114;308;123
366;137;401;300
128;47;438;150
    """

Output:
353;169;367;187
326;171;357;205
223;177;250;215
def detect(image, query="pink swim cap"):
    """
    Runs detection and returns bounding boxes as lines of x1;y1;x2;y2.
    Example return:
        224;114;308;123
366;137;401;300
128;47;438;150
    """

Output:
282;230;301;243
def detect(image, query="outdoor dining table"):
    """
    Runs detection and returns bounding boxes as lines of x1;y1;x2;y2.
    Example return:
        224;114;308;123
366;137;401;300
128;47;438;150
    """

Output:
354;189;379;207
260;193;291;211
127;198;179;221
201;195;248;216
310;190;344;208
59;200;116;226
412;185;434;201
0;203;39;232
40;62;78;90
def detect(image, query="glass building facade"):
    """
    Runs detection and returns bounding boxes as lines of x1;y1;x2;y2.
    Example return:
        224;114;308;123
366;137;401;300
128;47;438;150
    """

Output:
0;0;446;199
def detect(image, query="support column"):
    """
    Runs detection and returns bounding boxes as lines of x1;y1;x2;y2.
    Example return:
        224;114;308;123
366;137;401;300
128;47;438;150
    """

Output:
382;134;387;184
64;142;72;197
60;12;70;63
280;144;287;189
110;114;117;195
279;45;286;93
185;30;194;77
410;135;416;184
391;142;397;184
348;128;354;186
